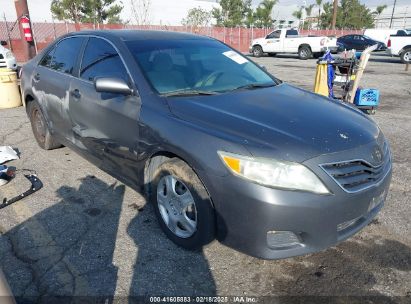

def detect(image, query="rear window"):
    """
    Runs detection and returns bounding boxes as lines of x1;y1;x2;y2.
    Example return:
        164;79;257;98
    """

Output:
286;30;298;37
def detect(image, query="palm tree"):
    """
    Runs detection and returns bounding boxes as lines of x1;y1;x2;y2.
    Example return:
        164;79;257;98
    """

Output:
259;0;278;28
316;0;323;29
373;4;387;17
304;4;315;29
292;7;303;29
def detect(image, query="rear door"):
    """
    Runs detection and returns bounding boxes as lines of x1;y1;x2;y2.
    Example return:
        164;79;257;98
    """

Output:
68;37;141;182
33;37;85;138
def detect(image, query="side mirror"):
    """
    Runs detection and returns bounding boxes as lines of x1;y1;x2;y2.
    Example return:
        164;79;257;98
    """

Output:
260;65;267;71
0;41;7;46
94;77;133;95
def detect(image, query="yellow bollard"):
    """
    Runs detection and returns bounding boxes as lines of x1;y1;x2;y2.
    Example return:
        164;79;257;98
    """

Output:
0;68;22;109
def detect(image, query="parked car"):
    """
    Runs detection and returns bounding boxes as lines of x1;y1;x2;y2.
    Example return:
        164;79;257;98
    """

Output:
387;35;411;63
21;30;392;259
364;28;409;46
250;28;338;59
337;34;386;51
0;41;17;70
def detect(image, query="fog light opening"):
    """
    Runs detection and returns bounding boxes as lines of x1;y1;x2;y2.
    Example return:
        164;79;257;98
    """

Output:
266;231;303;250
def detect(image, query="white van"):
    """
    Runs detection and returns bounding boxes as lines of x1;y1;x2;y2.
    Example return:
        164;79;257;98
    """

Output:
364;28;409;45
0;41;17;70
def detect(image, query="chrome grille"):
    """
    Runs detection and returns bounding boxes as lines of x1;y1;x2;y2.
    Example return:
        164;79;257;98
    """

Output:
321;143;391;193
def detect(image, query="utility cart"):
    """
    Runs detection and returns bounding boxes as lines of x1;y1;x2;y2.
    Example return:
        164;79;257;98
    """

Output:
314;45;380;115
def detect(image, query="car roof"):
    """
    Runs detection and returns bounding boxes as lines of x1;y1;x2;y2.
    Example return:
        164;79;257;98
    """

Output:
65;30;211;42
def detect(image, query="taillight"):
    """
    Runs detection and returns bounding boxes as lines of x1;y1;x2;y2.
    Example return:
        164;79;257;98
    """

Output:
387;39;391;48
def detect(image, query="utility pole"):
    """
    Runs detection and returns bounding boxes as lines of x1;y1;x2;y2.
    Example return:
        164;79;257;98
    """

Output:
389;0;397;28
331;0;338;30
14;0;36;61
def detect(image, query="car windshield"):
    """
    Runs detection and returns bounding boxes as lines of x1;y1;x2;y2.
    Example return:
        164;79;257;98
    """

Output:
126;38;278;95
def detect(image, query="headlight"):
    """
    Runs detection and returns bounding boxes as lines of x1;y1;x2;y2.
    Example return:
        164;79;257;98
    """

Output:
218;151;330;194
5;51;13;59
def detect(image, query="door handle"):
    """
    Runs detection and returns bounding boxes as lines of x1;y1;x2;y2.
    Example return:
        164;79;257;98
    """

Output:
33;73;40;82
71;89;81;99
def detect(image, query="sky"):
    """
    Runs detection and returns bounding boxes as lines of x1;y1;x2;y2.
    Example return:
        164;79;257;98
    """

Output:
1;0;410;25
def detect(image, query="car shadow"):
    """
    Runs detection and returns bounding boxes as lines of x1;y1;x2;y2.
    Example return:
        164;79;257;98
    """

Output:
0;175;124;303
127;203;216;298
0;175;216;303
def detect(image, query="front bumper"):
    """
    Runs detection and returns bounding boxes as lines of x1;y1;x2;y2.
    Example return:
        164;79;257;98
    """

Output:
205;143;392;259
0;57;17;70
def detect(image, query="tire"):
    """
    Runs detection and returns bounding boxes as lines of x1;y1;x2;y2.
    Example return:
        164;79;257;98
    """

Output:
400;48;411;64
27;100;62;150
252;45;264;57
151;158;215;250
298;45;312;60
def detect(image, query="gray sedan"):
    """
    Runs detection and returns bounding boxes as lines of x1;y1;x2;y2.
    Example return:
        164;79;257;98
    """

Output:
20;30;392;259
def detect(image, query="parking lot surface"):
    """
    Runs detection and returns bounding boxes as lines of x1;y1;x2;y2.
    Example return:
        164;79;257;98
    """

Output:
0;52;410;302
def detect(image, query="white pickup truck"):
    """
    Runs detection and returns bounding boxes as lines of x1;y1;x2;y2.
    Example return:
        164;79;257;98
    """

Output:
387;35;411;63
250;28;338;60
0;41;17;70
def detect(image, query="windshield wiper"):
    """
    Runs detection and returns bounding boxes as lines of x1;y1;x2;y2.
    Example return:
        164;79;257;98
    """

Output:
230;82;276;92
162;89;219;97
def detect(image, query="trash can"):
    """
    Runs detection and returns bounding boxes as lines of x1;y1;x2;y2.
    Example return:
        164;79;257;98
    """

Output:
0;68;21;109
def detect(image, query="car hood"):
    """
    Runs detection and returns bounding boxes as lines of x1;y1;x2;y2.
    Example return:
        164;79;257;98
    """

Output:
167;83;380;162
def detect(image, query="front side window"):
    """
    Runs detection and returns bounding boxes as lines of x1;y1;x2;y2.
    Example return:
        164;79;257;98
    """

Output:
80;37;128;82
126;39;277;95
49;37;83;74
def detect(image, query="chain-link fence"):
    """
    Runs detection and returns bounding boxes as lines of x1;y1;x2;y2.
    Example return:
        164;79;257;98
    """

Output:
0;21;363;62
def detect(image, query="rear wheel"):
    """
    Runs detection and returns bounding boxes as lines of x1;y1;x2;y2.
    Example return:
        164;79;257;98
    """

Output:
151;158;215;250
400;48;411;63
27;100;61;150
252;45;264;57
298;45;312;60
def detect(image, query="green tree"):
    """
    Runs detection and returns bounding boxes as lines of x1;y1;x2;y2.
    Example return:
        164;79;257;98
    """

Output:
320;0;374;29
254;0;278;28
51;0;123;24
51;0;85;24
82;0;123;24
212;0;249;27
182;7;212;28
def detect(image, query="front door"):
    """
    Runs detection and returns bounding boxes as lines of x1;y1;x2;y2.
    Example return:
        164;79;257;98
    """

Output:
264;30;282;53
68;37;141;184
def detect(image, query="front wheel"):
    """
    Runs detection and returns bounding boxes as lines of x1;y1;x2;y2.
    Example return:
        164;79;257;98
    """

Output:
298;46;312;60
252;45;264;57
151;158;215;250
400;48;411;64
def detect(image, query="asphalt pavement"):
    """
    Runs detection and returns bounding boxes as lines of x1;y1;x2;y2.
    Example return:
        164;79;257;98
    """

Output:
0;52;410;303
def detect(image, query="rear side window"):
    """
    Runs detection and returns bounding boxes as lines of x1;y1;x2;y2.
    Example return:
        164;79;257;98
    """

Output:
80;37;128;82
39;47;55;67
49;37;83;74
286;29;298;37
